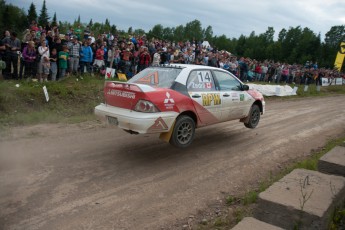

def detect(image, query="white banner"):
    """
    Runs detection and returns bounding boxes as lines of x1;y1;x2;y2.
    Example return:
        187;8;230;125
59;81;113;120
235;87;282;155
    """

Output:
105;68;115;79
321;77;343;86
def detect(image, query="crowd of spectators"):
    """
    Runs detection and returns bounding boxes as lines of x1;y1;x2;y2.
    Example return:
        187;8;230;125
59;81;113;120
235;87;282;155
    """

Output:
0;20;344;84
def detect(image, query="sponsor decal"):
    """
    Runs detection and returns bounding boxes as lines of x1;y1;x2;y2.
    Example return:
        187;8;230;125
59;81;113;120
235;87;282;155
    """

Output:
188;82;210;89
240;94;244;101
149;117;168;131
231;92;239;101
202;93;221;106
164;92;175;109
107;89;136;99
135;71;159;85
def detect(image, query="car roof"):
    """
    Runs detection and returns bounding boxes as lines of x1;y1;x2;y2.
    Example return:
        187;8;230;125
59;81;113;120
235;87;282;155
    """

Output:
153;64;225;71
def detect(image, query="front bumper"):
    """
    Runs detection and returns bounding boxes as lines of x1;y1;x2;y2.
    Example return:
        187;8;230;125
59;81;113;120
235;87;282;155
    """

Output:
95;103;179;134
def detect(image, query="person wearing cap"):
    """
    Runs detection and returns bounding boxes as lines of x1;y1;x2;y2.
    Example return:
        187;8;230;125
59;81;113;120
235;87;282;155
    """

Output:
68;36;81;75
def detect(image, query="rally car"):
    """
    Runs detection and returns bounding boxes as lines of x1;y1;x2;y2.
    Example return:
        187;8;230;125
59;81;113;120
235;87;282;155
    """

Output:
95;64;265;148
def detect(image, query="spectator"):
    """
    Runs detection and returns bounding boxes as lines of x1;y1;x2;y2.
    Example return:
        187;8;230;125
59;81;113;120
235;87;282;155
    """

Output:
83;26;91;40
38;40;50;82
68;36;81;75
0;39;5;79
50;48;58;81
120;45;133;75
93;44;105;72
58;45;69;79
74;25;82;41
21;40;37;79
138;46;151;72
2;31;21;80
79;40;93;75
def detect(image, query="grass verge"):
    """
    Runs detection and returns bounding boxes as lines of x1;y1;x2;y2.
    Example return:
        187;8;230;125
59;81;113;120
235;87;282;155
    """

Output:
0;74;107;129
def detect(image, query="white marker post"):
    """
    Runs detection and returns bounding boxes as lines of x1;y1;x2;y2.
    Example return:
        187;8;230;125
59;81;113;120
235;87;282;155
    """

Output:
43;86;49;102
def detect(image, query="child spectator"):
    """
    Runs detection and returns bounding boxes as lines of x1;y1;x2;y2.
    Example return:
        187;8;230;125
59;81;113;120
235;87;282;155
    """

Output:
50;48;58;81
58;45;69;80
38;40;50;82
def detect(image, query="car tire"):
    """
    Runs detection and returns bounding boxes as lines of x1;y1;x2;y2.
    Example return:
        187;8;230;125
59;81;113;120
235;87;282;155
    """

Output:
244;104;260;129
170;115;195;148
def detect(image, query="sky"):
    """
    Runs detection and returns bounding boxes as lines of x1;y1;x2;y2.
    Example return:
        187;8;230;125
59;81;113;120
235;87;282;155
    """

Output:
11;0;345;41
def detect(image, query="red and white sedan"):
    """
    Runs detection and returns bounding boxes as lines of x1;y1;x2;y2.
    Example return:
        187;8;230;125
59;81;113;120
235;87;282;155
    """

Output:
95;64;265;148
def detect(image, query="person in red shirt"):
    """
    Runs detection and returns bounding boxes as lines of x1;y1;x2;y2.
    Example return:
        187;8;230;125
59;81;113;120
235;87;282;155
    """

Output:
120;45;133;75
93;45;105;69
138;46;151;72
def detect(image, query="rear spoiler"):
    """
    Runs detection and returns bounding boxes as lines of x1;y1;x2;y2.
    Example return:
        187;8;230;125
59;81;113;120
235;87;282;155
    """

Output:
104;81;156;93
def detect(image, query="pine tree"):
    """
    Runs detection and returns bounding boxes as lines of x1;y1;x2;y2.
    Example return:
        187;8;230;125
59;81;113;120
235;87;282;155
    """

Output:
38;0;50;26
88;19;93;27
27;2;37;25
52;12;57;26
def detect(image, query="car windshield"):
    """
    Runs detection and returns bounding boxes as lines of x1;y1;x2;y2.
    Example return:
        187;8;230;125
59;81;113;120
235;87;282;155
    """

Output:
128;67;182;88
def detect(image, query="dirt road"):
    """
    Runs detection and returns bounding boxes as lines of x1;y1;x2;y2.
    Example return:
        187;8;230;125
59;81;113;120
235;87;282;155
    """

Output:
1;95;345;230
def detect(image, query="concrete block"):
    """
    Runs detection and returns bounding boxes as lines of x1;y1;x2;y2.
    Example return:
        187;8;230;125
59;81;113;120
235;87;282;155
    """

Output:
231;217;284;230
255;169;345;229
318;146;345;177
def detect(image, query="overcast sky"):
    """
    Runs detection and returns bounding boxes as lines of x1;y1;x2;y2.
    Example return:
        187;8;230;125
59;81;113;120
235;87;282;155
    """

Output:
14;0;345;41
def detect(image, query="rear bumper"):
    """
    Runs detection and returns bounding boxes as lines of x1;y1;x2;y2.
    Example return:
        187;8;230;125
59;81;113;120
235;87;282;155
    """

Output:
95;103;179;134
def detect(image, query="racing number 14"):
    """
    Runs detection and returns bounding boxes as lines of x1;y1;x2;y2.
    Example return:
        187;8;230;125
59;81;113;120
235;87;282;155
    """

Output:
198;71;211;83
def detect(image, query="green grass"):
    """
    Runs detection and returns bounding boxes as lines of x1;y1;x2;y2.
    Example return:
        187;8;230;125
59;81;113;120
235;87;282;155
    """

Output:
0;74;110;129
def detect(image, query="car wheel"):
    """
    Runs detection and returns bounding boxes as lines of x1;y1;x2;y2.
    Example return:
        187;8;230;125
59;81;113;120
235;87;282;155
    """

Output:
170;115;195;148
244;104;260;129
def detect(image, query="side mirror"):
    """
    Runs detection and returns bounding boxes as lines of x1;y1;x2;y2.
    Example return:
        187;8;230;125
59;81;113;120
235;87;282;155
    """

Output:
242;84;249;91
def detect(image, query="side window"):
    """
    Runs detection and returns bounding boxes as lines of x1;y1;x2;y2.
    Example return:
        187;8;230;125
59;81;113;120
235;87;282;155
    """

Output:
187;70;216;92
213;71;242;91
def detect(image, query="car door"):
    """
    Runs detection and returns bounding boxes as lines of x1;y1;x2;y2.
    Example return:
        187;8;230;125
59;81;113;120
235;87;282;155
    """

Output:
187;69;223;125
213;70;253;120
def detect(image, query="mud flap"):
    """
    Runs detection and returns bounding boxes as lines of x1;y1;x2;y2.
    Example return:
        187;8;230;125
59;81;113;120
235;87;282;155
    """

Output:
159;121;176;143
240;116;249;124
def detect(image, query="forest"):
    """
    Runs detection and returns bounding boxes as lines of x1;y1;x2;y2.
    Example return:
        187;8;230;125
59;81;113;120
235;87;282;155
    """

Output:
1;0;344;70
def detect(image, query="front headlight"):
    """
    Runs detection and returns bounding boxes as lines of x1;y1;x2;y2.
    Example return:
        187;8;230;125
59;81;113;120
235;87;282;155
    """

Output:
134;100;160;113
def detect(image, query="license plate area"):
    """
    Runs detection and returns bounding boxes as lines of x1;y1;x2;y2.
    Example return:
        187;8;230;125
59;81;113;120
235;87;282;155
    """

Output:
107;116;118;125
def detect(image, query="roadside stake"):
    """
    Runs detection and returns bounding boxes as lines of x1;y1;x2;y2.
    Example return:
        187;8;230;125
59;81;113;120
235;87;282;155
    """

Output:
43;86;49;102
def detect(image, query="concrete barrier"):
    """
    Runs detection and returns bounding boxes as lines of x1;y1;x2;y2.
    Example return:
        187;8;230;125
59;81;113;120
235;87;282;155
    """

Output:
231;217;284;230
254;169;345;229
318;146;345;177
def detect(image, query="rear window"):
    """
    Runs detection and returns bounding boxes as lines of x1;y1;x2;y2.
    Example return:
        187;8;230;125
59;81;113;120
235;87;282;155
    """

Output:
128;67;182;88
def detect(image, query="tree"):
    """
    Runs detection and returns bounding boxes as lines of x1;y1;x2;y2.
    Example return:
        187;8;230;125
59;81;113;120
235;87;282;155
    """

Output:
51;12;57;27
88;19;93;27
148;24;164;39
184;19;203;42
0;3;27;33
38;0;50;26
125;26;132;35
27;2;37;25
173;25;185;42
325;25;345;47
203;25;213;42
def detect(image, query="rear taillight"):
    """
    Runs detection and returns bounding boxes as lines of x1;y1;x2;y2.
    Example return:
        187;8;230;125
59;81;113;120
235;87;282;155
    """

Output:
134;100;160;113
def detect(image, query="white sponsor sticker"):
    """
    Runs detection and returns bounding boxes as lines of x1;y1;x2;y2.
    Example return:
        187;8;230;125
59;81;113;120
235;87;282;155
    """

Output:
106;89;136;99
